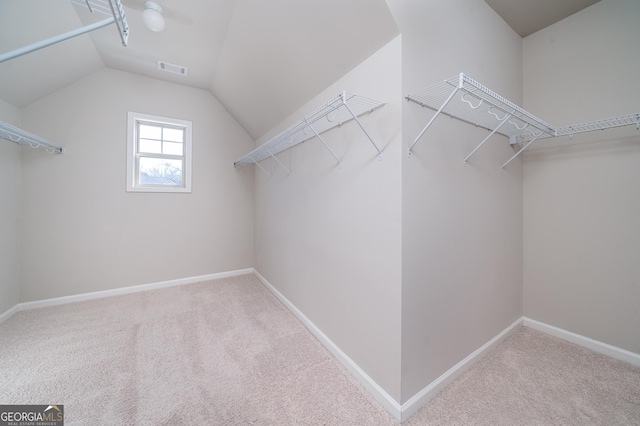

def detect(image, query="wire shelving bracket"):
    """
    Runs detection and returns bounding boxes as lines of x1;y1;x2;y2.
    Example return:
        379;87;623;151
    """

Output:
0;0;129;63
406;73;640;169
405;73;556;163
0;120;64;154
234;91;386;170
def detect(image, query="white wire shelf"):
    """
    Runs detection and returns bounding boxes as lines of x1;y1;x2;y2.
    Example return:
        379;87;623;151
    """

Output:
507;113;640;145
0;0;128;63
234;91;386;174
406;73;640;168
406;73;557;162
70;0;130;46
0;120;63;154
555;113;640;139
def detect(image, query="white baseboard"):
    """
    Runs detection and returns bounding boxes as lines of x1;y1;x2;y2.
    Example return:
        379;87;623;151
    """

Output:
0;268;254;325
0;303;21;325
523;317;640;367
253;270;403;422
6;273;637;422
400;317;524;421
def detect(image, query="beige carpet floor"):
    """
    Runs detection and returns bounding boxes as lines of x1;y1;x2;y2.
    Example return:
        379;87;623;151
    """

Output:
405;327;640;425
1;274;639;425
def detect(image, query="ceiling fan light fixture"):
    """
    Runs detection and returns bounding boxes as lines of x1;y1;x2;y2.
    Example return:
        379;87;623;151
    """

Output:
143;1;165;32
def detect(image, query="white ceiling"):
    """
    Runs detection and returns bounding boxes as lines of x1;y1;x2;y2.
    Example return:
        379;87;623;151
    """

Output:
0;0;398;139
0;0;600;139
484;0;601;37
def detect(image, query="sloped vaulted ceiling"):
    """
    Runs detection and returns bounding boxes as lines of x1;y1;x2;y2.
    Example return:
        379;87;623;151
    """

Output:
0;0;399;139
0;0;602;139
209;0;400;139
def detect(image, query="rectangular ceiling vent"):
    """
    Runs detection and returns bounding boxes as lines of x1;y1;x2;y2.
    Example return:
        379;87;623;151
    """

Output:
158;60;188;76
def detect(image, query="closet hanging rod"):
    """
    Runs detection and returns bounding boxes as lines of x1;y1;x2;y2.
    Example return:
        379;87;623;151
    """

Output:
0;0;128;63
234;91;385;168
0;120;63;154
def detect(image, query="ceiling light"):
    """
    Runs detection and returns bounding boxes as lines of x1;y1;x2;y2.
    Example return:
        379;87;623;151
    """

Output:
142;1;165;32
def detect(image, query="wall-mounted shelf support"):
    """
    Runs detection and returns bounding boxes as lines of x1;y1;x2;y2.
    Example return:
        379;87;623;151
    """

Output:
406;73;640;168
234;91;385;172
341;94;383;161
304;119;342;168
502;132;543;169
464;112;511;164
267;149;291;175
0;0;128;63
0;120;63;153
252;158;271;179
407;76;460;157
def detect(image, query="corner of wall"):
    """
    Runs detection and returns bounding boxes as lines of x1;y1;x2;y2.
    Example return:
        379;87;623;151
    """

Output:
0;98;23;314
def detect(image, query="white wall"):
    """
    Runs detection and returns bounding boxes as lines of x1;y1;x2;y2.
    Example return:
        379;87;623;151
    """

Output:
18;68;255;302
255;0;525;408
389;0;524;402
523;0;640;354
253;37;403;402
0;100;22;314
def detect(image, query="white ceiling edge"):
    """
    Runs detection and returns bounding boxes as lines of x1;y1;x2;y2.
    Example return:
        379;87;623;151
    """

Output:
209;0;400;140
484;0;602;37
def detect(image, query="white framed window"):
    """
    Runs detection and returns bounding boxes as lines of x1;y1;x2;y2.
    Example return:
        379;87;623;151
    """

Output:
126;112;192;193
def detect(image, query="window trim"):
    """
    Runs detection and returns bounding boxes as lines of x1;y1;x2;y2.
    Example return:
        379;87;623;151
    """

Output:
126;112;192;193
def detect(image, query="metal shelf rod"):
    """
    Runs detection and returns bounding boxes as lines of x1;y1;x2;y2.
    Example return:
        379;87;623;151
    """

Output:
0;18;114;63
0;0;128;64
0;120;63;154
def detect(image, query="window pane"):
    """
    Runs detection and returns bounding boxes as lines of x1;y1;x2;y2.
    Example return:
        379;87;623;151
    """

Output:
128;112;192;193
139;157;183;185
163;127;184;142
139;139;162;154
163;141;183;155
139;124;161;140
